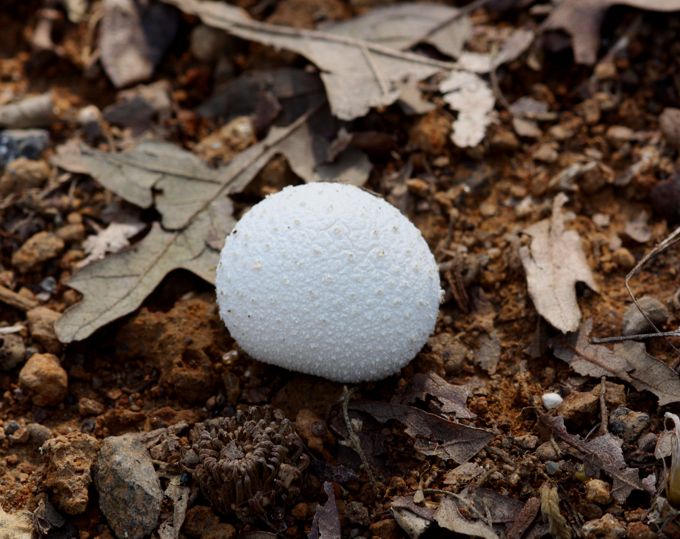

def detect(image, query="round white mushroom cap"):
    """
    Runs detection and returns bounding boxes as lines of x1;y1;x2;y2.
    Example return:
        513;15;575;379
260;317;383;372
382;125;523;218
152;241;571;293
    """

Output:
216;183;442;382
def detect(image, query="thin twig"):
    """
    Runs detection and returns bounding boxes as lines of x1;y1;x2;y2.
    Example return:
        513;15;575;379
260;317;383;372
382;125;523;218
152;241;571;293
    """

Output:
591;330;680;344
424;0;491;38
341;386;378;495
598;377;608;436
625;225;680;366
0;284;39;312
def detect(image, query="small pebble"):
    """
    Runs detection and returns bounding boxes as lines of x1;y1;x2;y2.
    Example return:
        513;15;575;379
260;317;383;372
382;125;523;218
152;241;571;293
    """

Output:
345;501;370;526
26;422;52;446
12;232;65;273
43;432;100;515
545;461;560;475
190;25;231;63
514;434;538;450
612;247;635;269
78;397;105;417
585;479;611;505
609;407;650;442
0;157;49;194
18;353;68;406
0;333;26;370
582;513;626;539
27;306;62;354
660;107;680;149
627;521;656;539
541;392;563;410
622;296;669;336
0;128;49;168
536;441;559;461
560;390;598;420
95;434;163;539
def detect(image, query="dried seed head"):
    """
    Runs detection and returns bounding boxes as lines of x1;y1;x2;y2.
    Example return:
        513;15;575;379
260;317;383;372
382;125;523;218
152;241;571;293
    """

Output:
183;406;307;519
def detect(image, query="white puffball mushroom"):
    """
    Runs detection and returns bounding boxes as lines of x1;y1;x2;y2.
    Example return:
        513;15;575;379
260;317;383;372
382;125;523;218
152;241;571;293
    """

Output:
541;392;563;410
216;183;442;383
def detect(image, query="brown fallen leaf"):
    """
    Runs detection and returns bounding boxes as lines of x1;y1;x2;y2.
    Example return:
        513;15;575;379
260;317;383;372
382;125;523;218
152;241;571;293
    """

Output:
434;496;498;539
543;0;680;65
309;482;341;539
392;489;522;539
351;401;493;463
54;101;369;342
323;3;472;59
542;415;643;503
550;319;680;406
391;496;434;538
163;0;455;120
399;372;475;419
99;0;179;87
519;193;598;333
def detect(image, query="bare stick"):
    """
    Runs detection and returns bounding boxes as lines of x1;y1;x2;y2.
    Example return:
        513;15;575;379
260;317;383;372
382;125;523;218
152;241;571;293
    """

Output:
341;386;378;495
625;225;680;365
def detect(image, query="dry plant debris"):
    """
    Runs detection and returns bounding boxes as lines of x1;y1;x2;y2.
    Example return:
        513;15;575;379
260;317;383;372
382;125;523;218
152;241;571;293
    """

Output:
520;193;598;333
544;0;680;64
542;415;646;503
183;407;307;520
163;0;454;120
550;320;680;405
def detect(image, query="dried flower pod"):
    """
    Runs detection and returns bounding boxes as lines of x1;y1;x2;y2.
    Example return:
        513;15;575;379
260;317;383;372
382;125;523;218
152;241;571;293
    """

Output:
183;406;308;519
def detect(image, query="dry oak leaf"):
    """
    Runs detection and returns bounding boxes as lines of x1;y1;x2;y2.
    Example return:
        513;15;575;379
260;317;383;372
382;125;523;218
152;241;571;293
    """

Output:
550;319;680;406
100;0;179;87
351;401;493;464
519;193;598;333
543;0;680;65
163;0;455;120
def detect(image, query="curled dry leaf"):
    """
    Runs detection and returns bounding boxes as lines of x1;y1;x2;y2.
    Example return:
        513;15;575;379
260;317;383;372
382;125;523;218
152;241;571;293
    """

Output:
543;0;680;65
163;0;455;120
519;193;598;333
100;0;179;87
399;371;474;420
550;319;680;406
434;496;498;539
440;71;495;148
309;482;342;539
542;415;643;503
351;401;493;464
324;3;472;59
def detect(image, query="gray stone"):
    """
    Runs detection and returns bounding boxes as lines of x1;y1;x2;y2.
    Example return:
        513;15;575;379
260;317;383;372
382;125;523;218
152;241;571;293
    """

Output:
95;434;162;539
609;407;650;442
622;296;669;336
0;129;49;169
0;333;26;370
